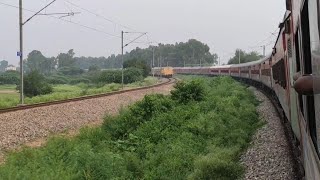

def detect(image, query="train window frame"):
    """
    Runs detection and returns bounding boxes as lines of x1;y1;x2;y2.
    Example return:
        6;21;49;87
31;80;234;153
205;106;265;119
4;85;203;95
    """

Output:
309;0;320;154
302;0;318;154
318;0;320;36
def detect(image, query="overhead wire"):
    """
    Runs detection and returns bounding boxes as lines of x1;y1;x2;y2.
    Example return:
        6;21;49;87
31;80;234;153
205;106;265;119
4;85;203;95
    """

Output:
63;0;136;31
0;1;121;38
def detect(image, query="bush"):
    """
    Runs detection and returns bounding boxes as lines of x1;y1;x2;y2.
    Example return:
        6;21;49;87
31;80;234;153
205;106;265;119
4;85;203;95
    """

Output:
123;58;151;77
69;78;91;85
97;70;122;84
171;80;206;104
46;75;69;84
88;65;100;72
123;68;143;84
104;94;174;139
0;71;20;85
97;68;143;85
20;71;53;97
58;66;84;76
188;147;244;180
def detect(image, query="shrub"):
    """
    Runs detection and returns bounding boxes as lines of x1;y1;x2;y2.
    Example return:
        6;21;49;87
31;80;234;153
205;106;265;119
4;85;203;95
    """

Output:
123;58;151;77
123;68;143;84
21;71;53;97
88;65;100;72
0;71;20;85
58;66;84;76
69;78;91;85
46;75;69;84
171;80;206;104
97;70;122;84
188;147;244;180
97;68;143;85
103;94;174;139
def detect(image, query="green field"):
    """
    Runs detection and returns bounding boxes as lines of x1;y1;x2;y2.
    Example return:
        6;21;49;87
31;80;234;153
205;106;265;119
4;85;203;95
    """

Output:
0;77;158;109
0;76;261;179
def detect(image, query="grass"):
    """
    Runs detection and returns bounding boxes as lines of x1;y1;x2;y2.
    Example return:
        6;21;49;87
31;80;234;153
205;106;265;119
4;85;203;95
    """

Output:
0;85;19;108
0;76;261;179
0;85;16;91
0;77;159;109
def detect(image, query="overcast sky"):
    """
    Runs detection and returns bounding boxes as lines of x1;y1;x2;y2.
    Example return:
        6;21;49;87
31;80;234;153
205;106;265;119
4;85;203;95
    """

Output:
0;0;285;66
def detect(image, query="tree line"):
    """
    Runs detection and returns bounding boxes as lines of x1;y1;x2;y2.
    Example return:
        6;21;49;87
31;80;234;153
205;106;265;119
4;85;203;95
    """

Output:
23;39;218;74
227;49;263;65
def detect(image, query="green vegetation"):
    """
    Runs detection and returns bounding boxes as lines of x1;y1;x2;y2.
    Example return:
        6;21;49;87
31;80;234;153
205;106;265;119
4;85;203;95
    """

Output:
123;58;151;77
0;77;261;179
0;71;20;85
0;84;16;91
0;77;159;109
96;68;144;85
0;60;8;72
21;71;53;97
228;49;263;64
23;39;218;73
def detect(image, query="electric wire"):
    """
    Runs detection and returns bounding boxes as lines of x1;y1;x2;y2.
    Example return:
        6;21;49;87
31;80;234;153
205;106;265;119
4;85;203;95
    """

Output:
0;1;121;38
64;0;136;31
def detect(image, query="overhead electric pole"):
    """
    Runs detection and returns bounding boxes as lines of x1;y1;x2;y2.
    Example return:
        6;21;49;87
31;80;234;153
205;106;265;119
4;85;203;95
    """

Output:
18;0;77;105
120;31;147;88
152;48;155;77
238;50;241;64
121;31;124;89
19;0;23;104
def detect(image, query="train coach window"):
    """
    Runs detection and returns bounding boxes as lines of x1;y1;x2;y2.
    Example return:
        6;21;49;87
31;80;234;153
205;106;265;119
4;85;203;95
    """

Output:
309;0;320;153
302;0;318;154
295;33;301;72
295;32;304;116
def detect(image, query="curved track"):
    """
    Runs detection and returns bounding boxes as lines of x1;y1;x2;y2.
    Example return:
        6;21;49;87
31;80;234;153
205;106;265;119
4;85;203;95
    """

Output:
0;78;175;114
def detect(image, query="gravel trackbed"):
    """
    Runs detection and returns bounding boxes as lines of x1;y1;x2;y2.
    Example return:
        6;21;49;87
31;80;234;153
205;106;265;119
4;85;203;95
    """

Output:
241;87;298;179
0;83;174;160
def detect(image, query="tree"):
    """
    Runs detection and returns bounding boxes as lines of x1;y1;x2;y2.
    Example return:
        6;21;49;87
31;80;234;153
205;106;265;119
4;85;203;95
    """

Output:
0;60;8;72
73;39;219;69
88;65;100;72
0;71;19;85
20;70;53;97
25;50;56;74
123;58;150;77
57;49;76;68
228;49;263;64
58;66;84;76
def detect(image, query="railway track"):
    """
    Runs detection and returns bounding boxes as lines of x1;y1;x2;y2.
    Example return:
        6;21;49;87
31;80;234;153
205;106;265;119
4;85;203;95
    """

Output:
0;78;175;114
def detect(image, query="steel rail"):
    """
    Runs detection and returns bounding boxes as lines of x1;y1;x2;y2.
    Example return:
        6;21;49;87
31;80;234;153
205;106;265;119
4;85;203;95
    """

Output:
0;78;175;114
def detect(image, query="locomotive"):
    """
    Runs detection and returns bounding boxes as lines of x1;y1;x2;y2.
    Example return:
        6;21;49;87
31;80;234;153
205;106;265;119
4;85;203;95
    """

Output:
174;0;320;179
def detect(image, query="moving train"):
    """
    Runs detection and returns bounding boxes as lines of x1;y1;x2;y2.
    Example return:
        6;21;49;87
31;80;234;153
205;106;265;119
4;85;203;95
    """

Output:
153;67;174;78
173;0;320;179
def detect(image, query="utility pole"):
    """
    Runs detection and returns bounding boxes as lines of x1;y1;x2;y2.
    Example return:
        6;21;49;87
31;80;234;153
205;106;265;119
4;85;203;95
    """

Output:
160;56;162;78
121;31;124;89
238;50;241;64
120;31;147;88
18;0;76;105
152;48;155;77
263;45;266;57
19;0;23;105
218;57;220;66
